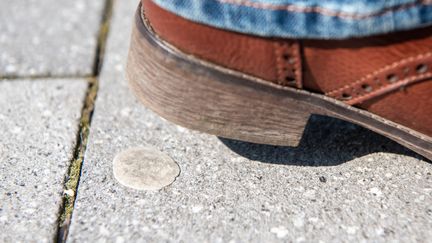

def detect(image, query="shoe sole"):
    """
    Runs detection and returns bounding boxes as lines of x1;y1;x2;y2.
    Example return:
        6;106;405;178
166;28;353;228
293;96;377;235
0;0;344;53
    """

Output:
126;5;432;161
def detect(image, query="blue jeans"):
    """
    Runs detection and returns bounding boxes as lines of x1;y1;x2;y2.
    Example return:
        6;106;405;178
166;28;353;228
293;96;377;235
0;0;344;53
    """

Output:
152;0;432;39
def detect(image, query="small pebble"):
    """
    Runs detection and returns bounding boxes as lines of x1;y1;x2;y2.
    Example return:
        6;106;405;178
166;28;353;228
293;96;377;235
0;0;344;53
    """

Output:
369;187;383;196
319;176;327;183
64;189;75;197
270;226;289;238
113;147;180;190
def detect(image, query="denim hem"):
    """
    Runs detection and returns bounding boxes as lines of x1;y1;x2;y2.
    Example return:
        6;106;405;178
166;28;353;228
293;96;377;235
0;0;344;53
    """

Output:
152;0;432;39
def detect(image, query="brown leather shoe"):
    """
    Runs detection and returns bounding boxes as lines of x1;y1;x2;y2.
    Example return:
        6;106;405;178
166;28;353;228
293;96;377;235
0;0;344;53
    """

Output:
127;0;432;160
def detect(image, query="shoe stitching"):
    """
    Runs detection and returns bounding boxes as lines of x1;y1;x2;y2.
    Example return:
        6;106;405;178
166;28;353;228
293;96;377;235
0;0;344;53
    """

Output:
290;42;302;89
273;41;285;85
347;72;432;105
273;41;301;88
326;52;432;96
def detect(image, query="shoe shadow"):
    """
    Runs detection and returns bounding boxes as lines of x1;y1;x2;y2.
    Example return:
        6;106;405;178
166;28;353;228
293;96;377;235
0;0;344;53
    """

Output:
219;115;429;166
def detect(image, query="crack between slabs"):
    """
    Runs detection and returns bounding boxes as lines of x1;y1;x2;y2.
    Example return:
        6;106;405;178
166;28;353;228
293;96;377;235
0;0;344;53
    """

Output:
54;0;115;242
0;75;95;81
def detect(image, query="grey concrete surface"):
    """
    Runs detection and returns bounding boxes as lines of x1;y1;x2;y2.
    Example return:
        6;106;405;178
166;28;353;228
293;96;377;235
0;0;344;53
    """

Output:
0;0;105;77
0;79;87;242
68;1;432;242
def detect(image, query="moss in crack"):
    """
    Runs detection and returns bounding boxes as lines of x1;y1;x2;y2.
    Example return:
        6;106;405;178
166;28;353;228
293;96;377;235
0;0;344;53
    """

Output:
58;78;98;233
56;0;113;241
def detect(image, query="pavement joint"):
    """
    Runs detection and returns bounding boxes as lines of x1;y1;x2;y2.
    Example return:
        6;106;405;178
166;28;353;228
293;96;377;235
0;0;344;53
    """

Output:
0;75;95;82
92;0;115;76
55;78;98;243
55;0;115;241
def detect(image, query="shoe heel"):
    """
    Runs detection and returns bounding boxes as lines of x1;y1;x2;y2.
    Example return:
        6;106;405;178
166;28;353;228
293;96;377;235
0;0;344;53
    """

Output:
126;8;315;147
126;6;432;161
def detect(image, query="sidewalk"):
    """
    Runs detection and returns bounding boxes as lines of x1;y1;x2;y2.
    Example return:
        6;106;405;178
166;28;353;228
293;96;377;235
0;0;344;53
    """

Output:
1;0;431;242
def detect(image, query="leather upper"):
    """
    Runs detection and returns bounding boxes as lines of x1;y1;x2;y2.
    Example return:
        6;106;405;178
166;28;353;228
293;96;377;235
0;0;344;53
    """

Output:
143;0;432;137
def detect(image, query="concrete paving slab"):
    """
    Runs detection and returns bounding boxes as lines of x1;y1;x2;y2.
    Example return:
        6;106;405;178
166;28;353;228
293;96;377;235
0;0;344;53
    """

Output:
0;79;87;242
0;0;105;77
69;1;432;242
